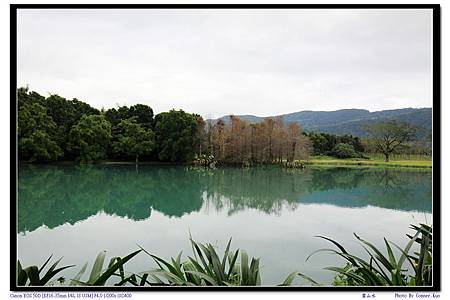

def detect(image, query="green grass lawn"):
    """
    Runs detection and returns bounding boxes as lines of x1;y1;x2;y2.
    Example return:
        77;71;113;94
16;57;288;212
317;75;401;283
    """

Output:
302;155;432;168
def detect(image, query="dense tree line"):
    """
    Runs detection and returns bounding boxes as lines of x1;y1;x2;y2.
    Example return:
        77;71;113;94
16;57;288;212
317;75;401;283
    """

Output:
18;88;100;161
203;116;312;164
305;132;365;158
17;88;314;164
17;88;428;164
17;88;202;163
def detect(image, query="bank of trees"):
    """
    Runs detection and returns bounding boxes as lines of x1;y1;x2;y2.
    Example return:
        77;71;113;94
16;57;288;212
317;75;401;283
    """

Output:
17;88;430;164
305;132;365;158
204;116;312;164
112;118;155;164
17;88;315;164
304;122;427;161
17;88;202;163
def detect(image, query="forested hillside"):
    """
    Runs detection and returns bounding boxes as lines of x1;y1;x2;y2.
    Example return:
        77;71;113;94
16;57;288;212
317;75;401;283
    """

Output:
215;108;432;138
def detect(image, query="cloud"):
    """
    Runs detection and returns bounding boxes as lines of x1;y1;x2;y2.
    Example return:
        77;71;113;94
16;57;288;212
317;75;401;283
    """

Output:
17;9;432;118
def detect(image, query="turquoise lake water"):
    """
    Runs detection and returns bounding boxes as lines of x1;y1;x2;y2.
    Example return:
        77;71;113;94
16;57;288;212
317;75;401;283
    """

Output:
17;165;432;285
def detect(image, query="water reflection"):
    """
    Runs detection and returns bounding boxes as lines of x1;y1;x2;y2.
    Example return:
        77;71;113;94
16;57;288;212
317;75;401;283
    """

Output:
301;168;432;211
18;165;431;233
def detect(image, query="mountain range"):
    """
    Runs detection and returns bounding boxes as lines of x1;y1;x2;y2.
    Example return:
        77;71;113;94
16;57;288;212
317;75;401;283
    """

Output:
213;108;432;138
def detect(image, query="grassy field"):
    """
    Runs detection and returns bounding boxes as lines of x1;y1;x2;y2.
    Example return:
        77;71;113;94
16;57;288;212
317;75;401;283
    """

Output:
302;155;432;168
365;153;431;161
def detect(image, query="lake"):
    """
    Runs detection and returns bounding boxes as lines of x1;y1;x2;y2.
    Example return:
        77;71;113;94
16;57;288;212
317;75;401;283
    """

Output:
17;164;432;286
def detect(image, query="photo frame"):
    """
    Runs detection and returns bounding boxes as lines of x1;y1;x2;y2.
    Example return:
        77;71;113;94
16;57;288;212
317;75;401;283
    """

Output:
11;4;441;292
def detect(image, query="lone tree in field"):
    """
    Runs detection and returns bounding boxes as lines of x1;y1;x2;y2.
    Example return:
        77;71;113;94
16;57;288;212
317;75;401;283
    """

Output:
366;120;417;162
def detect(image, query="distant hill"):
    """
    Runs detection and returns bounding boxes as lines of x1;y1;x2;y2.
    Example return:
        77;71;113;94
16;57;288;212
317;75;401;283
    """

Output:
212;108;432;138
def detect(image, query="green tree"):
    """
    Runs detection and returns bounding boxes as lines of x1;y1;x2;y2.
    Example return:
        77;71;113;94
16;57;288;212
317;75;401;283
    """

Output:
45;94;100;130
104;108;122;128
17;87;45;110
128;104;154;129
154;110;198;162
43;94;100;156
106;104;154;129
18;102;62;161
366;120;417;162
68;115;112;163
112;117;155;164
333;143;358;159
106;104;155;159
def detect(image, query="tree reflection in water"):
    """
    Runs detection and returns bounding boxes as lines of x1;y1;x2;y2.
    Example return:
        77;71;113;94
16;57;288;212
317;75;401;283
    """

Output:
18;165;431;233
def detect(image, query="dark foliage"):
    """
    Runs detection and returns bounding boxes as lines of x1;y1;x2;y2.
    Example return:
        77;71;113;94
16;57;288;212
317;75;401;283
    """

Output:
154;109;199;162
17;88;201;163
305;132;365;157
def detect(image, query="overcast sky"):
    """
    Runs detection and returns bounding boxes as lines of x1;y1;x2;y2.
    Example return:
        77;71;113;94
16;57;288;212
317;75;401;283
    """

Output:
17;9;432;119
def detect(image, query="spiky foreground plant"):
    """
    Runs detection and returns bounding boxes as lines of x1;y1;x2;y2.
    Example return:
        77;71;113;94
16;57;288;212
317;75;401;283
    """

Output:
307;223;432;286
68;250;141;286
17;255;74;286
139;238;261;286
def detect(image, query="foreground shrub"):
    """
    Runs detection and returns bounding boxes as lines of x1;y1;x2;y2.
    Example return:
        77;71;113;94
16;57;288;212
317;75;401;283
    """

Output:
192;154;217;168
17;255;74;286
332;143;359;158
307;223;432;286
17;224;431;287
140;238;261;286
71;250;142;286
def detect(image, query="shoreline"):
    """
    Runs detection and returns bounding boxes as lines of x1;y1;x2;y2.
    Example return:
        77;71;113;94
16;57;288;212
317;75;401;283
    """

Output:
303;161;432;169
19;160;432;169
